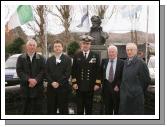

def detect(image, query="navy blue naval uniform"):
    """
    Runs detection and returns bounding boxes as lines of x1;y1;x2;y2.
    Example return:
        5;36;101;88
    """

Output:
72;50;101;115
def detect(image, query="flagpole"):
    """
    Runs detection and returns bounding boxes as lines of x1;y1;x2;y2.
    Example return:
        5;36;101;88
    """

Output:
44;6;48;59
145;5;149;63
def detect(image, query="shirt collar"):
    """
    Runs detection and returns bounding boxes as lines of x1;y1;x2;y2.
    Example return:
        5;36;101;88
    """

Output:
27;52;35;58
55;53;62;59
109;57;117;62
83;50;90;55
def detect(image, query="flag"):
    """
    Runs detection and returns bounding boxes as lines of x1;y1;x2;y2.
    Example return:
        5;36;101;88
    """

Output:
77;6;89;28
7;5;33;30
77;11;89;28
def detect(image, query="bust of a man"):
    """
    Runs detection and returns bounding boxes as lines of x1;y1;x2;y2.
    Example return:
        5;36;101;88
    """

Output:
89;15;108;45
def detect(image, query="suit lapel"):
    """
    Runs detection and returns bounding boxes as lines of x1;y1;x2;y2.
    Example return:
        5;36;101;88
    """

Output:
103;59;109;79
86;51;92;62
105;59;109;71
60;54;64;62
114;59;119;79
80;51;85;60
57;54;64;65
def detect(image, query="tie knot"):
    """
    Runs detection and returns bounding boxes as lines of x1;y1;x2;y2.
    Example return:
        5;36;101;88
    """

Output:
110;59;113;63
84;52;87;59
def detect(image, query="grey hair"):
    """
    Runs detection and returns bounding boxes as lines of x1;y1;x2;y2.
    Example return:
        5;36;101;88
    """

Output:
108;44;118;53
126;43;137;50
26;39;37;47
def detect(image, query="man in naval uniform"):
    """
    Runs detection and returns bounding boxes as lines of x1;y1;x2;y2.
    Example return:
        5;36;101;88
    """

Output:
71;34;101;115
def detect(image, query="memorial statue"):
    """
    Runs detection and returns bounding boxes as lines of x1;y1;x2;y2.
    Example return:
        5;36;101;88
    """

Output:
89;15;109;45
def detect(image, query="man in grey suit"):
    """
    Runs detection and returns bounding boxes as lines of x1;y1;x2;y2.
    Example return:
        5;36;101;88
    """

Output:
16;39;45;114
46;39;72;115
119;43;151;115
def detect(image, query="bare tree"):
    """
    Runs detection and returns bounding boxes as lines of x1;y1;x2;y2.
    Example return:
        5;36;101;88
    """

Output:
48;5;72;47
91;5;108;19
115;5;142;44
27;5;49;55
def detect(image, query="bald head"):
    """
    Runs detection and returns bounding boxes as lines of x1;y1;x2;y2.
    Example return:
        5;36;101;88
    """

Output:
126;43;138;58
107;44;118;60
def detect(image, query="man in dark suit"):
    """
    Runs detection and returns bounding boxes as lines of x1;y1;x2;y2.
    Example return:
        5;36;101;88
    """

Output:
101;45;124;115
46;39;72;115
71;35;101;115
119;43;151;115
16;39;45;114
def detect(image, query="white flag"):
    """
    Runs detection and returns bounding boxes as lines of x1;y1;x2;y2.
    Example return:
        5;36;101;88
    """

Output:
76;6;89;29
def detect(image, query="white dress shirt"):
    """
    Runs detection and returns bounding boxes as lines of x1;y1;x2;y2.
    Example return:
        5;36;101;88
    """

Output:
55;53;62;63
28;53;35;62
83;50;90;59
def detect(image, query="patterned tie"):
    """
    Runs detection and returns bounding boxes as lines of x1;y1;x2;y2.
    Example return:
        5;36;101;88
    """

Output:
108;60;114;83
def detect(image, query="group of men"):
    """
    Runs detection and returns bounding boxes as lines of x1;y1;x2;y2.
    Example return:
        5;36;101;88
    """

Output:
16;35;151;115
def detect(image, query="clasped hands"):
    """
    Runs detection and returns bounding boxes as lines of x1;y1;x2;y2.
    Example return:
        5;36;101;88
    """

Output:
28;78;37;88
51;82;60;88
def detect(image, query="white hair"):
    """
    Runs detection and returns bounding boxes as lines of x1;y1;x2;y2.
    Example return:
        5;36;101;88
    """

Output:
108;44;118;53
126;43;137;50
26;39;37;47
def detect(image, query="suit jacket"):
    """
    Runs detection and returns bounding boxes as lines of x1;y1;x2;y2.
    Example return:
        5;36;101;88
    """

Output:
45;54;72;92
101;58;124;92
16;53;45;98
71;51;101;92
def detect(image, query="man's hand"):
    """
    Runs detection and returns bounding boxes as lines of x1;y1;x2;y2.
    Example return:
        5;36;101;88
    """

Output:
73;84;78;90
94;85;100;91
28;78;37;88
114;85;119;92
51;82;59;88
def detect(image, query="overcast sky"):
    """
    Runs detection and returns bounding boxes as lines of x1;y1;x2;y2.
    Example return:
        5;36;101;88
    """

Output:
5;5;156;36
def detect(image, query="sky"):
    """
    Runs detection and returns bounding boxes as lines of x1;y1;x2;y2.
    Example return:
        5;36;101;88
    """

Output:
5;4;156;36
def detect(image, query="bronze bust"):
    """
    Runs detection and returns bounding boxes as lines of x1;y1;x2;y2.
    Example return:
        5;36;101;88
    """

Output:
89;15;108;45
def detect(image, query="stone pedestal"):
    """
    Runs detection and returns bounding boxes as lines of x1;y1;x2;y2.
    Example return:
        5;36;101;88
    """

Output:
91;45;107;61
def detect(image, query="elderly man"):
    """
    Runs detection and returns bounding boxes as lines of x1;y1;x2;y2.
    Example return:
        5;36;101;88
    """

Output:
45;39;72;115
16;39;45;114
101;45;124;115
71;34;101;115
119;43;151;115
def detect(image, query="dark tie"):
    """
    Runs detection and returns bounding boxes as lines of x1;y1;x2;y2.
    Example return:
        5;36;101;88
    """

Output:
84;52;87;59
127;58;132;65
108;60;114;83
